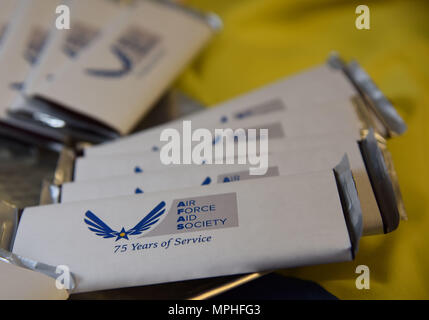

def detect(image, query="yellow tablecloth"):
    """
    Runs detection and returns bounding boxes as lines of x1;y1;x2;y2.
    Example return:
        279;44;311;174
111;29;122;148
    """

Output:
177;0;429;299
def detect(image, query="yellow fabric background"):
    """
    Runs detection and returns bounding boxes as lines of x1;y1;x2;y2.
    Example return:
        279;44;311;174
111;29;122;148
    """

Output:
177;0;429;299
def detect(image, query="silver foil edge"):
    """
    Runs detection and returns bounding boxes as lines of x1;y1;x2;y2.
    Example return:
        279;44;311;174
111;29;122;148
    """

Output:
359;129;403;233
0;248;76;291
328;53;407;138
0;202;19;252
334;155;363;258
8;97;120;144
348;61;407;136
40;181;62;205
54;147;76;185
374;139;408;221
351;95;388;139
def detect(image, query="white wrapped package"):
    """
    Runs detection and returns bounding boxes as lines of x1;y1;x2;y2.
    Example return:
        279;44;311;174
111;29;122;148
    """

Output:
62;143;360;200
72;108;362;181
32;0;219;134
56;131;404;235
0;261;68;300
0;0;59;119
13;163;361;293
64;141;366;197
83;63;364;156
22;0;128;96
57;136;383;235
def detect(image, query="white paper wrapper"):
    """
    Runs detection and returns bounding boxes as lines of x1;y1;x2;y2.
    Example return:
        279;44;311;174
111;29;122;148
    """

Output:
31;0;217;134
0;0;60;119
73;108;362;181
328;54;407;137
59;136;382;235
21;0;127;97
83;63;361;156
13;168;359;293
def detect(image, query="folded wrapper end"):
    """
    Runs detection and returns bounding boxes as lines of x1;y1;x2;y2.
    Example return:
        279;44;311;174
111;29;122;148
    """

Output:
359;129;404;233
327;53;407;138
347;61;407;137
376;145;408;221
1;201;75;292
333;155;363;259
54;147;76;185
0;248;76;291
0;202;20;252
39;181;62;205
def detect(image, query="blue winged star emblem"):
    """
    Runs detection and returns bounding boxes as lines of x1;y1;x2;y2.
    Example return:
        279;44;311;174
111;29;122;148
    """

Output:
84;201;166;241
86;46;132;78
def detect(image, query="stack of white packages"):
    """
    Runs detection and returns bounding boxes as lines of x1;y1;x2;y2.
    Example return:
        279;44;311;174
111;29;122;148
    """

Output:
0;0;407;297
3;53;407;294
0;0;220;144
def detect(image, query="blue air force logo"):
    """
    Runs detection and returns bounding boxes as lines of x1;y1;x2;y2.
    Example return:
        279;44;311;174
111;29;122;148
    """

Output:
86;27;160;78
84;201;166;241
